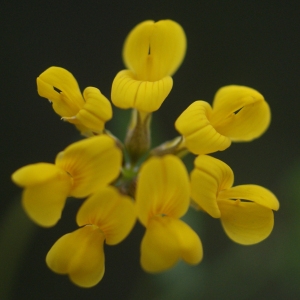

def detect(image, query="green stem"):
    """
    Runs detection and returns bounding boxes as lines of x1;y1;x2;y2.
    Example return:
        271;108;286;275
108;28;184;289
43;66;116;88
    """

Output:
125;109;152;165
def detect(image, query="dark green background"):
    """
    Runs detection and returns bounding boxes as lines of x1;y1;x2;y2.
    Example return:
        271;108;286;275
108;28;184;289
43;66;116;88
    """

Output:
1;1;300;299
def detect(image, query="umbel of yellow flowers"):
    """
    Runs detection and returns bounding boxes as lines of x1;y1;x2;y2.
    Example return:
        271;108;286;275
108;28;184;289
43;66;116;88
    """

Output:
12;19;279;288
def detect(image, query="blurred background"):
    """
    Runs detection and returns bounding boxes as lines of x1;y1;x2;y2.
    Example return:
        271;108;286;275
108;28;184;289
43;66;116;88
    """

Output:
1;1;300;299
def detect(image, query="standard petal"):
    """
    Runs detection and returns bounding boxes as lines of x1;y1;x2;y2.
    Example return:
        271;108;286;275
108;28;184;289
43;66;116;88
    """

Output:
123;20;186;81
218;184;279;211
111;70;173;112
175;101;231;154
218;199;274;245
190;155;234;218
210;85;271;141
76;186;136;245
136;155;190;226
55;135;122;198
46;225;105;288
74;87;112;133
12;163;72;227
140;216;202;273
37;67;84;117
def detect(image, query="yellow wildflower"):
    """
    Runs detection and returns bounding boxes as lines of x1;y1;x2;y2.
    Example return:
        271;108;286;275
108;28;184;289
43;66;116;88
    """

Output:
111;20;186;112
190;155;279;244
11;19;279;288
37;67;112;136
136;155;203;272
175;85;271;154
46;186;136;287
11;135;122;227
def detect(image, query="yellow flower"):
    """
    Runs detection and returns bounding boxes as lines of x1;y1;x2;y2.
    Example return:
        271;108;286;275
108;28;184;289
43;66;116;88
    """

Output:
11;135;122;227
46;186;136;288
11;18;280;288
111;20;186;112
190;155;279;245
175;85;271;154
37;67;112;135
136;155;202;272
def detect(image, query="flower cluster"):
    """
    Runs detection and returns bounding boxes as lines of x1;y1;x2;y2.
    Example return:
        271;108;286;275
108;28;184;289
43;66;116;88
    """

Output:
12;19;279;288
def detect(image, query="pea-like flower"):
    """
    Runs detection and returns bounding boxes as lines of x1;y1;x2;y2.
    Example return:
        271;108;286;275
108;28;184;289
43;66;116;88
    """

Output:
190;155;279;245
111;20;186;112
37;67;112;135
11;135;122;227
175;85;271;154
46;186;136;288
11;18;280;288
136;155;203;272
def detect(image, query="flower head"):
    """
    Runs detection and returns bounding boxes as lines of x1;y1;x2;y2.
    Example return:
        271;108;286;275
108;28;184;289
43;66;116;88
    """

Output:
12;19;279;288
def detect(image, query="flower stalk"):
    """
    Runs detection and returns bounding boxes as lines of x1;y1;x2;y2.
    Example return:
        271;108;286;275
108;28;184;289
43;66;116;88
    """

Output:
125;109;152;165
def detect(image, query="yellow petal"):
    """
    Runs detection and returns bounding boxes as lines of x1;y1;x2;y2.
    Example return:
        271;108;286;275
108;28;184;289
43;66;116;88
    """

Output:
175;101;231;154
218;184;279;211
140;216;202;273
46;225;105;287
218;199;274;245
111;70;173;112
74;87;112;134
76;186;136;245
123;20;186;81
12;163;64;186
37;67;84;117
210;85;271;141
55;135;122;198
136;155;190;226
12;163;72;227
190;155;234;218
